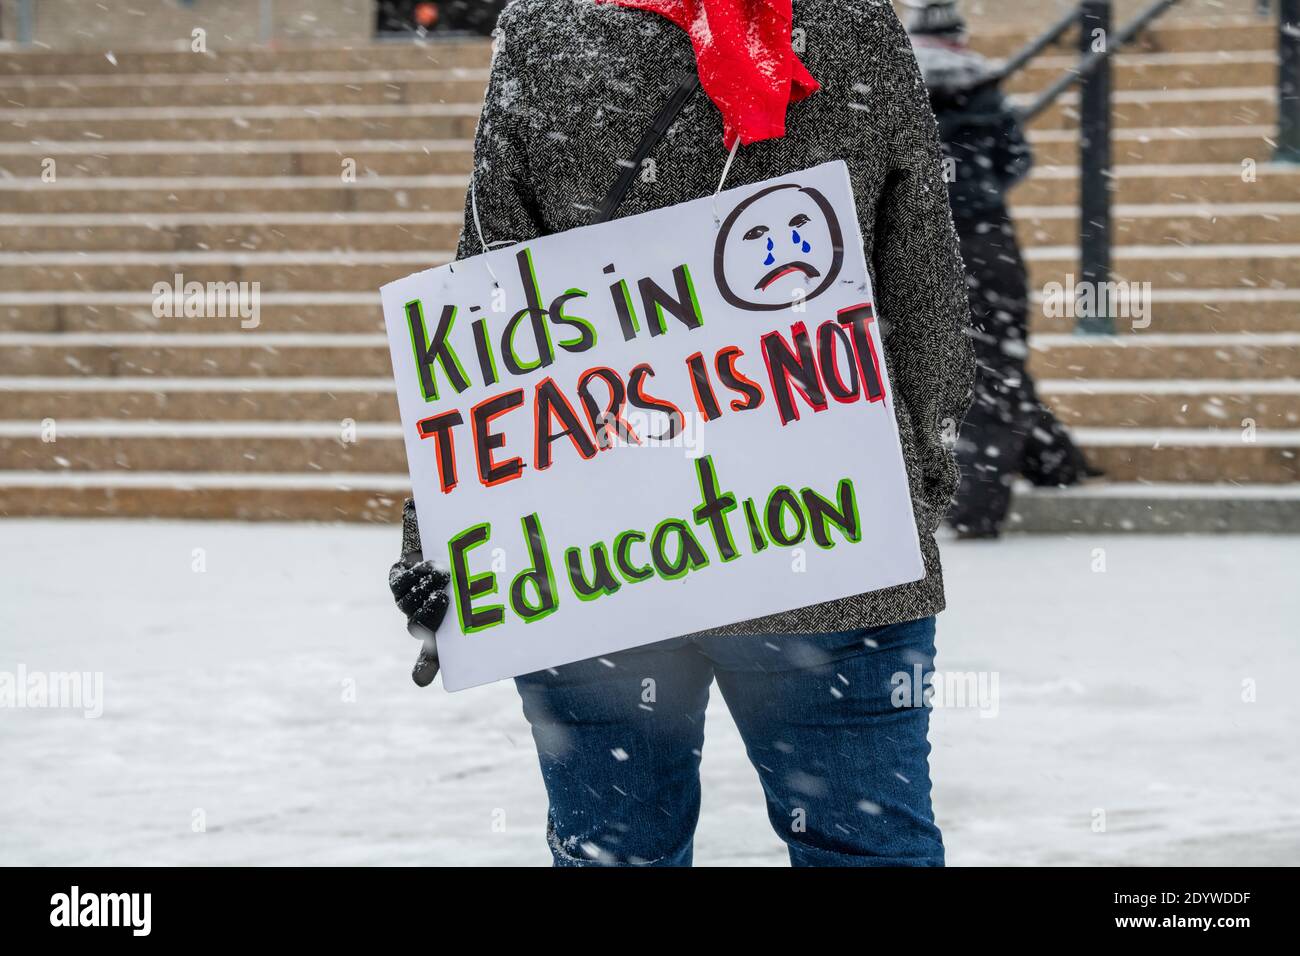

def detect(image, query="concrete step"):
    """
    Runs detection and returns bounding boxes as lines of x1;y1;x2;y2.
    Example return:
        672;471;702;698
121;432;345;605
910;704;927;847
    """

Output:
1015;201;1300;248
2;331;399;377
0;250;446;293
1030;288;1300;334
0;420;409;473
0;103;481;142
0;139;473;180
1023;86;1274;131
970;18;1273;60
0;69;492;109
1028;333;1300;380
1070;428;1300;482
0;292;384;333
1024;243;1300;291
0;471;410;521
0;211;463;254
0;377;397;421
0;43;493;78
1039;378;1300;428
1012;163;1300;207
3;330;1296;379
1006;481;1300;533
1027;126;1274;167
0;174;468;213
1006;51;1275;95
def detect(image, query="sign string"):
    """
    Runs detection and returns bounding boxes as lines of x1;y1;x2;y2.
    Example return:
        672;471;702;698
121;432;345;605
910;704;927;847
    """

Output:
469;175;507;288
712;138;741;226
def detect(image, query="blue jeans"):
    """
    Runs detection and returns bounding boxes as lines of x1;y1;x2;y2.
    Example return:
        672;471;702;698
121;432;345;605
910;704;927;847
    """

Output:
514;615;943;867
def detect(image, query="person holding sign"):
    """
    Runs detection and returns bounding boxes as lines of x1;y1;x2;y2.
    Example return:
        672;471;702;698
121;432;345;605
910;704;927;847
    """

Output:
388;0;974;866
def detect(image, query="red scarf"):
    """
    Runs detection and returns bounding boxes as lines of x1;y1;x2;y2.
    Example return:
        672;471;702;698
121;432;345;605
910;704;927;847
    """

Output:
597;0;819;147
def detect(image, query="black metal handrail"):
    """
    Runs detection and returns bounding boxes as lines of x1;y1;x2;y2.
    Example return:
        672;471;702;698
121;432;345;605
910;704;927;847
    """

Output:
993;7;1079;85
1017;0;1185;124
1277;0;1300;160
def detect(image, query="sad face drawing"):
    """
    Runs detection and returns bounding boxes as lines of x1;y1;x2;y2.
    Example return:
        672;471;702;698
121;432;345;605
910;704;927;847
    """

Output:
712;182;845;311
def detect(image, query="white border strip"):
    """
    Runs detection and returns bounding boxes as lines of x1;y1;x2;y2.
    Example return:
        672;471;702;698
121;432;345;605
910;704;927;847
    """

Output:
1014;481;1300;500
1029;124;1275;145
1016;200;1300;220
0;102;481;121
1038;378;1300;394
1028;162;1300;180
0;68;490;89
0;174;467;191
0;138;473;156
0;211;461;226
0;471;413;491
1025;243;1300;260
1033;332;1300;348
0;420;401;438
0;290;379;305
1072;427;1300;446
0;250;448;266
0;376;395;392
0;332;387;346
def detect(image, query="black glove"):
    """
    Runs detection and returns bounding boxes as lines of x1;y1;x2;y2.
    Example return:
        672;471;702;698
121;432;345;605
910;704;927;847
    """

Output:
389;555;451;635
390;499;450;687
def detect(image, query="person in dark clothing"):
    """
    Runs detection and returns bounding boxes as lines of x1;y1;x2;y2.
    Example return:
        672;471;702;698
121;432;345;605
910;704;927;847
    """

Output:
389;0;975;865
905;0;1095;538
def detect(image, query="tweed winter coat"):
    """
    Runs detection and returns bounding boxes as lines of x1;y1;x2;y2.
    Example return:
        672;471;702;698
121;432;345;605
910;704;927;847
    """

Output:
406;0;975;635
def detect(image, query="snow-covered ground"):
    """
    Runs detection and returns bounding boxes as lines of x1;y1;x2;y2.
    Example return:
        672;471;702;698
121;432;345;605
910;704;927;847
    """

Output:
0;520;1296;866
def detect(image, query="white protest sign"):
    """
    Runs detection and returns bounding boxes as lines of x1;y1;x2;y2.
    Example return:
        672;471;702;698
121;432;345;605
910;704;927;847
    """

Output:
381;160;923;690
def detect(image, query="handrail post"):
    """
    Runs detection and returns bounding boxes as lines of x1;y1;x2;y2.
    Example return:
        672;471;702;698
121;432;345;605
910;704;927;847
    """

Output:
1278;0;1300;161
17;0;36;44
1077;0;1115;335
260;0;276;46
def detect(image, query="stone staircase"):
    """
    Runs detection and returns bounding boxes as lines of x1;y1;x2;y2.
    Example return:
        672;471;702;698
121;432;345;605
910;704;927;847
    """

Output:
0;16;1296;529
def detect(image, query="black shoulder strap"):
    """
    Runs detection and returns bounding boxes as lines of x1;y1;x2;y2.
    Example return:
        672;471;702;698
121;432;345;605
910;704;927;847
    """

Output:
594;70;701;225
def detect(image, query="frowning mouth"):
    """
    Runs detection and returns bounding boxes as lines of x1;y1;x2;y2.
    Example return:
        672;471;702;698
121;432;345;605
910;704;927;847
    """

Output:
756;261;820;291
